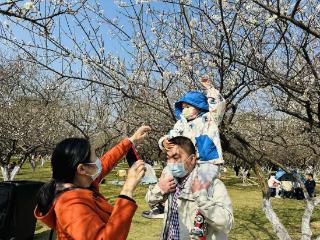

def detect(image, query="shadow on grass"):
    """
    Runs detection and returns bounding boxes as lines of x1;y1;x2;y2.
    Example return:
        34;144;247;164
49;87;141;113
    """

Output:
34;230;50;240
230;197;320;240
229;207;277;240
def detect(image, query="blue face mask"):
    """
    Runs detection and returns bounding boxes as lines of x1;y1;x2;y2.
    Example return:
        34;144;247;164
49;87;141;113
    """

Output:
86;158;102;181
167;162;188;178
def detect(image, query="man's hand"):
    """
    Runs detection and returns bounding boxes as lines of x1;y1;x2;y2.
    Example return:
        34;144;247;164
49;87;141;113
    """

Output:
159;174;176;194
192;177;210;193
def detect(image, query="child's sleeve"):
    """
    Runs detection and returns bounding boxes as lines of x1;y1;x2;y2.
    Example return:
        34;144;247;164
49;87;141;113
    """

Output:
206;87;226;126
158;136;168;151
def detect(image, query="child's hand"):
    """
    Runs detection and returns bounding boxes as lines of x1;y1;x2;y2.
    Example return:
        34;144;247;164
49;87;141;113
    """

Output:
192;177;210;193
200;76;213;90
163;139;174;151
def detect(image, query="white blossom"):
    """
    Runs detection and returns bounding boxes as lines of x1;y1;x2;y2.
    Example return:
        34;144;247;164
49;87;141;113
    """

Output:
265;15;277;24
24;1;35;10
163;70;171;79
189;18;198;28
151;27;157;33
136;0;151;4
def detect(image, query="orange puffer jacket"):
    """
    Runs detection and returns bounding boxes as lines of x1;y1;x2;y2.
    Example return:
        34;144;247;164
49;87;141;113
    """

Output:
34;139;136;240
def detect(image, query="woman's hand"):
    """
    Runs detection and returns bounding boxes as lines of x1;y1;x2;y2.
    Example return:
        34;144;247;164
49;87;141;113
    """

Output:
120;160;146;198
129;125;151;143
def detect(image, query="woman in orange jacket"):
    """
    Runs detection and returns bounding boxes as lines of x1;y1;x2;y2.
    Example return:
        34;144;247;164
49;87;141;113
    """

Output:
35;126;151;240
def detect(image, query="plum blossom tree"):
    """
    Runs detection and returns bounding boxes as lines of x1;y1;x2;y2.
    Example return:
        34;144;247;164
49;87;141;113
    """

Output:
0;57;70;180
93;1;320;239
1;0;320;239
0;56;121;180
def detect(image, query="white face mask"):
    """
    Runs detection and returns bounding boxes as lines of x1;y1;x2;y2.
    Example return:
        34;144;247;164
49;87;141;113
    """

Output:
182;106;198;120
86;158;102;181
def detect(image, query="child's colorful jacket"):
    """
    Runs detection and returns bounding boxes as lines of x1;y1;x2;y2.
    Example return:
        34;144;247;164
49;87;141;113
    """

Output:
159;87;226;164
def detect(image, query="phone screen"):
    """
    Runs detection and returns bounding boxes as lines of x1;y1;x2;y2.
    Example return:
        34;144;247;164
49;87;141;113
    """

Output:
126;145;141;167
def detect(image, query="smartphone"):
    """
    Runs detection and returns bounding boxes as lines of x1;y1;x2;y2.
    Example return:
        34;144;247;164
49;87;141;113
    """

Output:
126;145;141;167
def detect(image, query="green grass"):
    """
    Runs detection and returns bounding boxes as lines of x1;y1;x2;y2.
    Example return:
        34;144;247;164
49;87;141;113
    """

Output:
15;162;320;240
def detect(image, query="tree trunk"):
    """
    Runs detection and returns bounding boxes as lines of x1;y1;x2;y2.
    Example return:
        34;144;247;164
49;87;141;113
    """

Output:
252;163;292;240
301;197;320;240
262;198;292;240
0;166;9;181
9;165;21;180
221;130;292;240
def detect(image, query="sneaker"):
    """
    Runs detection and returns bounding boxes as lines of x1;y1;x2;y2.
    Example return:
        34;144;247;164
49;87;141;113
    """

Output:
141;206;164;219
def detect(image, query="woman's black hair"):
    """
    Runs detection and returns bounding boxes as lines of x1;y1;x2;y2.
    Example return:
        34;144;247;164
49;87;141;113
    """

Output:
37;138;91;214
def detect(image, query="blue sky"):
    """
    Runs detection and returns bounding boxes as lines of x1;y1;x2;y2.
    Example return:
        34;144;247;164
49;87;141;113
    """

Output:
0;1;133;61
101;1;128;57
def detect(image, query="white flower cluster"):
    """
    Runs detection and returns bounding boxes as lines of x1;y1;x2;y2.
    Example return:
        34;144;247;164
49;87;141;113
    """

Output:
189;18;198;28
151;26;157;34
24;1;35;10
136;0;152;4
115;1;128;7
2;21;10;29
180;0;192;4
162;70;172;79
265;15;277;24
50;0;65;5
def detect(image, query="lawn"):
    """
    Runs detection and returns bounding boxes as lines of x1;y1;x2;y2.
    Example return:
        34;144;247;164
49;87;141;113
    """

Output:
14;161;320;240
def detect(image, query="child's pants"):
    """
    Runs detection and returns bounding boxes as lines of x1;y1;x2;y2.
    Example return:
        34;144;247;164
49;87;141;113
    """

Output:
197;163;220;183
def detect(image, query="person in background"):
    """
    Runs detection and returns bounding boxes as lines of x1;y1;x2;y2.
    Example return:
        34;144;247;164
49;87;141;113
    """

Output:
268;174;281;198
233;165;240;177
35;126;151;240
141;149;167;219
305;173;316;198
